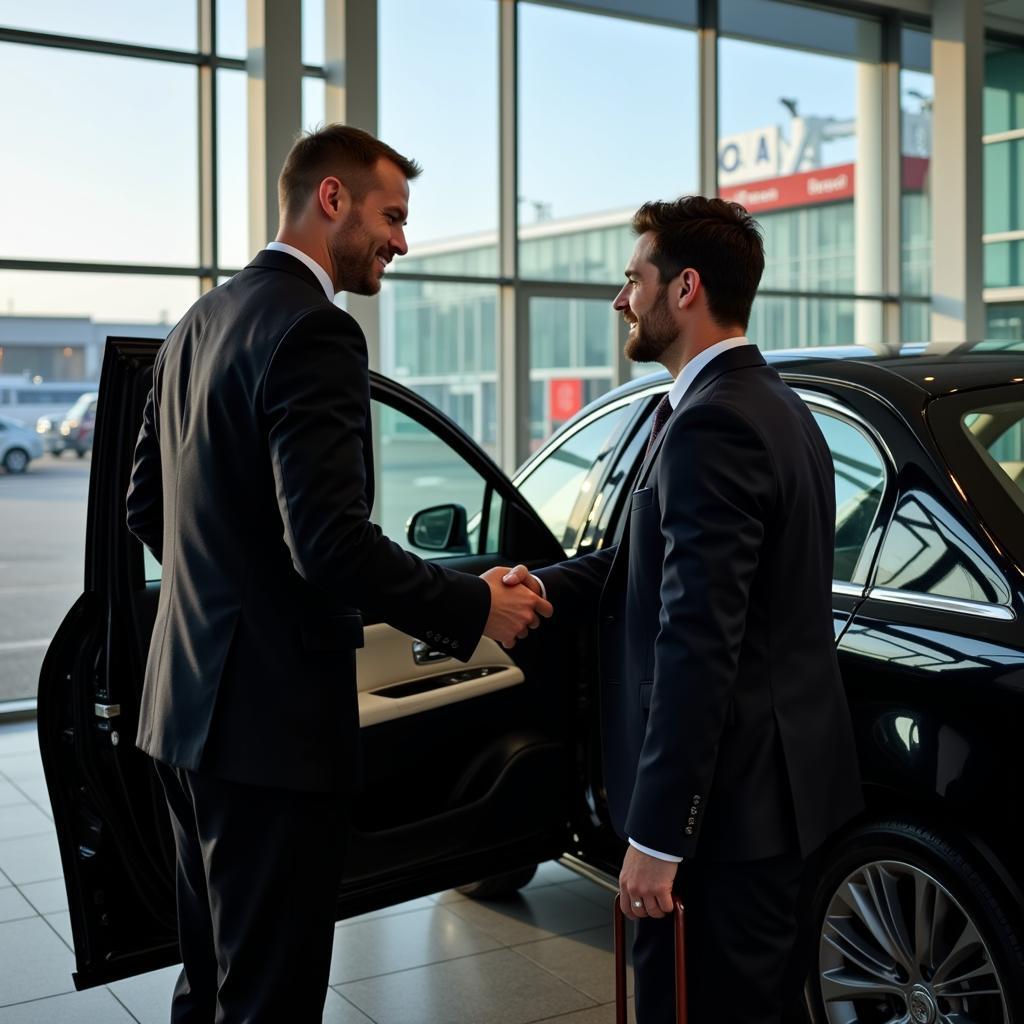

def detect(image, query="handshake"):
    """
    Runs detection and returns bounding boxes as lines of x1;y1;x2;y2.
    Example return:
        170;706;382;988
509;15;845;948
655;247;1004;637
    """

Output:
480;564;552;649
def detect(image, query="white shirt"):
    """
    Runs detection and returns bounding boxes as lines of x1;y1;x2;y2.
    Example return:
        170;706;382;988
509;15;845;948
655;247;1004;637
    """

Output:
629;336;751;862
264;241;335;302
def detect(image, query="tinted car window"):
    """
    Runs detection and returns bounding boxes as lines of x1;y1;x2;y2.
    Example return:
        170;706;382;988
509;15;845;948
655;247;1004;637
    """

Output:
810;410;886;583
962;400;1024;506
518;402;632;553
874;489;1010;605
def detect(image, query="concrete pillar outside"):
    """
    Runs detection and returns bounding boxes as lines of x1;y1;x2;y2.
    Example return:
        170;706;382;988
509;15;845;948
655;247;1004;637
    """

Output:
855;58;885;345
930;0;985;342
246;0;302;256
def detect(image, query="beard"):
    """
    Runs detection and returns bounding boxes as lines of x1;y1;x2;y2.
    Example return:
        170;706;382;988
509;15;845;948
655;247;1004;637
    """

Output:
623;285;677;363
330;210;382;296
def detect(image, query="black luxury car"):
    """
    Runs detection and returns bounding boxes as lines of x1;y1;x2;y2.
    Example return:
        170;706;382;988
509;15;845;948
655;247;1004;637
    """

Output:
39;337;1024;1024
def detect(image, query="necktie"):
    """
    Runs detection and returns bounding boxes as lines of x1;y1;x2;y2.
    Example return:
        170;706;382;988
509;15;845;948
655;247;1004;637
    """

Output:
645;395;673;459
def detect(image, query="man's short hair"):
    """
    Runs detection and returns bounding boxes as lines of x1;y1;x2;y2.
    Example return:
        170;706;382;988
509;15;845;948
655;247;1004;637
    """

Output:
632;197;765;330
278;124;422;220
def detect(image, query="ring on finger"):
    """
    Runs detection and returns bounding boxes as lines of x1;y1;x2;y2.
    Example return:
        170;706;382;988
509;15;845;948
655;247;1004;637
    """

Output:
631;898;644;910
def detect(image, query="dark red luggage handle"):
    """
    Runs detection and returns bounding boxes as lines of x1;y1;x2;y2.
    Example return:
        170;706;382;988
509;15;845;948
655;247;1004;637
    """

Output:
613;894;687;1024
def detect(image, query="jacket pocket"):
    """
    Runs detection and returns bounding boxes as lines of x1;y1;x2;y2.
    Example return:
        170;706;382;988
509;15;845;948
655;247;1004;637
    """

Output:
301;613;365;652
631;487;655;512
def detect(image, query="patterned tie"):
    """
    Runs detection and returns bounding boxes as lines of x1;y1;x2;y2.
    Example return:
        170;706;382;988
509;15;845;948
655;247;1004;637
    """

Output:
645;395;673;460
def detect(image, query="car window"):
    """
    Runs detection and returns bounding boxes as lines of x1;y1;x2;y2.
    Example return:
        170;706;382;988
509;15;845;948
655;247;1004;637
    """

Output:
372;399;498;559
873;489;1011;606
962;401;1024;505
517;402;633;554
810;410;887;584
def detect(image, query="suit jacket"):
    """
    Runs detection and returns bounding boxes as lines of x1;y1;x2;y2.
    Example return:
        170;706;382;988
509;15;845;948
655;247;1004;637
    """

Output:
126;249;489;792
536;345;863;861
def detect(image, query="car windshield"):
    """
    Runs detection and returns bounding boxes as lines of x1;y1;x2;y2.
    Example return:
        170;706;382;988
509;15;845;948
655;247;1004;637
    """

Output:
65;393;96;419
961;399;1024;507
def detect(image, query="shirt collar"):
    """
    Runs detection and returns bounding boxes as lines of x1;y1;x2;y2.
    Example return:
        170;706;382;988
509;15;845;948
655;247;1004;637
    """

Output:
264;242;335;302
668;337;750;409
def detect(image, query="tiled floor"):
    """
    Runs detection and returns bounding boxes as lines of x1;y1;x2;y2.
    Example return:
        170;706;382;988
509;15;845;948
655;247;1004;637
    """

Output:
0;719;635;1024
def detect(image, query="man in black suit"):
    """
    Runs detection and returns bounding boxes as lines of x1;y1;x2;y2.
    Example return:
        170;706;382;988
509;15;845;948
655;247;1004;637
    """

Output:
126;125;551;1023
503;197;862;1023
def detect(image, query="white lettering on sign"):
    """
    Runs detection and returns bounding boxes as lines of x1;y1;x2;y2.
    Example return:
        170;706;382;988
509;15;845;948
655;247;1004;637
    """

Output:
729;187;781;207
807;173;849;196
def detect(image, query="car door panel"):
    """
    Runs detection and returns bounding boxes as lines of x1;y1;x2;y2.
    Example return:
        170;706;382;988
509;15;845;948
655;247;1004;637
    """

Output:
39;337;577;989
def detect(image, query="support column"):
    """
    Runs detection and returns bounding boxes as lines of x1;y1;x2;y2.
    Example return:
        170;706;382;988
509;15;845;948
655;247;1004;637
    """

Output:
930;0;984;342
498;0;526;474
854;57;885;345
246;0;302;257
198;0;217;293
698;0;719;199
325;0;380;369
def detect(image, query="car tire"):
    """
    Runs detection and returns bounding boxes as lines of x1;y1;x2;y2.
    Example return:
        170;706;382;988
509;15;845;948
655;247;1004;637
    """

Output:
456;864;538;900
806;820;1024;1024
2;448;30;474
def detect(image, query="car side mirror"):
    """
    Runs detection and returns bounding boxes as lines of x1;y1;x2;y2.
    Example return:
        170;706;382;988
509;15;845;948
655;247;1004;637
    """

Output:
406;503;470;553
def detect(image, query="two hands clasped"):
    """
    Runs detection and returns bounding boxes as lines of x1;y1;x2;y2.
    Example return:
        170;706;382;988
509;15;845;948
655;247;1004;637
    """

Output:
480;564;551;649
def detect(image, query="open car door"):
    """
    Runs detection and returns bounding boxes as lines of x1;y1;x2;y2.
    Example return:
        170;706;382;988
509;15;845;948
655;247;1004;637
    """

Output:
38;337;582;988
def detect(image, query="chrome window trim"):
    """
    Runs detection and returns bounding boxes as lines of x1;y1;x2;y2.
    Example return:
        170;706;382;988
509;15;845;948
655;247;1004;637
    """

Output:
867;586;1017;622
793;389;897;473
832;582;865;599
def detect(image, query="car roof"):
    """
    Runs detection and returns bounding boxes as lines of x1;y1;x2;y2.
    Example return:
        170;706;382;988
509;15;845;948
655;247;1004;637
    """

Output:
601;340;1024;406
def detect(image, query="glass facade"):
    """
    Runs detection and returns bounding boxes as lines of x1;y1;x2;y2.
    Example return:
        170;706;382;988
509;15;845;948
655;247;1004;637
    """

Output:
0;1;1022;708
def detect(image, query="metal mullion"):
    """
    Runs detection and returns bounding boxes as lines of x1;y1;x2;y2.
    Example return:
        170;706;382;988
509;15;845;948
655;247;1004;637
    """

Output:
0;26;206;64
198;0;217;293
882;13;902;343
0;258;203;277
698;0;719;199
498;0;524;473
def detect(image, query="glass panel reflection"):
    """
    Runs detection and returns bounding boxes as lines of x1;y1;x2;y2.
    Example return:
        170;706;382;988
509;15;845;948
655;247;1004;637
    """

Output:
874;490;1010;605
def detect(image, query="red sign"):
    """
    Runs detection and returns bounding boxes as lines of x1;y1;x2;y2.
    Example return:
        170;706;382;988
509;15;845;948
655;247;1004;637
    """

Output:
719;156;930;215
719;164;855;213
549;378;583;422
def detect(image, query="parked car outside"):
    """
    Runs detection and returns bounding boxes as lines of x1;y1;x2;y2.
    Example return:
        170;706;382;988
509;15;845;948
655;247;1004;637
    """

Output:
40;338;1024;1024
41;391;99;457
0;414;44;473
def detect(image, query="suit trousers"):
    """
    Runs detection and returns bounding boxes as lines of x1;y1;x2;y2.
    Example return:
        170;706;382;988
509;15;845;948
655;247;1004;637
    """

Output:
155;761;346;1024
632;852;805;1024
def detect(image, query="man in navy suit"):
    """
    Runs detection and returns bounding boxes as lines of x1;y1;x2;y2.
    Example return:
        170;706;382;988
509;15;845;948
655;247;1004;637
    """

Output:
127;125;551;1022
504;197;862;1023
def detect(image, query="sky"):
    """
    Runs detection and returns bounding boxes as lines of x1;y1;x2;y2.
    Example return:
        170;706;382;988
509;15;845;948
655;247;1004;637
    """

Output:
0;0;931;323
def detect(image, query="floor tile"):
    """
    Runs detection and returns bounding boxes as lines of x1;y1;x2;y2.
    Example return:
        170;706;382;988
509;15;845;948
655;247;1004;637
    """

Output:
44;911;73;952
515;926;633;1004
0;781;29;809
524;860;580;889
323;988;375;1024
0;725;40;757
338;894;436;927
11;779;50;811
431;888;468;905
0;752;44;783
107;964;179;1024
328;904;502;985
339;948;596;1024
0;988;136;1023
0;887;34;924
444;885;611;947
0;917;76;1006
0;832;62;885
18;879;67;916
540;1000;635;1024
0;804;53;842
563;880;617;911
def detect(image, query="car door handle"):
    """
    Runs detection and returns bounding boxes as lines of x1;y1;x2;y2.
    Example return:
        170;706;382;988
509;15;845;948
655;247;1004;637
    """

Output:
412;640;452;665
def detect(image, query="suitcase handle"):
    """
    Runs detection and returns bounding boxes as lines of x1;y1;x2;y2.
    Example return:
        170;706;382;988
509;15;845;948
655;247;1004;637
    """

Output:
613;894;687;1024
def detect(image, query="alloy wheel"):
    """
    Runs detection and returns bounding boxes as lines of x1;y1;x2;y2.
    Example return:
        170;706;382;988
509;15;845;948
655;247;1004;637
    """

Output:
818;859;1008;1023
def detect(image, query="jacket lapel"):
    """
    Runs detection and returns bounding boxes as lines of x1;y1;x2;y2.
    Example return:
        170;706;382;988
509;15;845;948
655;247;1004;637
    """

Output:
633;345;767;491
